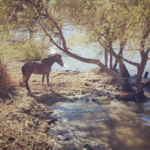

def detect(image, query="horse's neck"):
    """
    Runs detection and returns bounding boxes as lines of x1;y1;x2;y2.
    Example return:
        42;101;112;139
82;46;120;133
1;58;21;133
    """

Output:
47;57;56;67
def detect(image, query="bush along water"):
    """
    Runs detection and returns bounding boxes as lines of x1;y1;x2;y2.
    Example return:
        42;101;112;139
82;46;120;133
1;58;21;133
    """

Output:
0;56;14;98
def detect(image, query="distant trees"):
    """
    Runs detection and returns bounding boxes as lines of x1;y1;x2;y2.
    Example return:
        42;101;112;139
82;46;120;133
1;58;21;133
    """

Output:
1;0;150;100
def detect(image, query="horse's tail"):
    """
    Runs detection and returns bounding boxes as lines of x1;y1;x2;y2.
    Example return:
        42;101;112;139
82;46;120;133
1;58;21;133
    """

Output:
21;64;25;76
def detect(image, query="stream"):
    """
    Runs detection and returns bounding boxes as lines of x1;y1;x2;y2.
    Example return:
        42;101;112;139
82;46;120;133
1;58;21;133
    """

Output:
49;99;150;150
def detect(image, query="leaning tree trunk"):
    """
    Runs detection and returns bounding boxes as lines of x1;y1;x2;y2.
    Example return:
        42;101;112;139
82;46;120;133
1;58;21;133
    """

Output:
119;61;130;78
112;39;130;77
113;59;118;69
60;49;132;92
110;50;130;78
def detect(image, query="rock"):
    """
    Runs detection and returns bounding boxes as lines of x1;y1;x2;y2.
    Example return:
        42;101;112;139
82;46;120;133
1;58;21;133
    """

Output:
34;118;39;125
64;137;70;141
25;120;34;128
84;144;93;150
144;71;149;78
144;79;150;87
39;122;50;132
92;79;100;82
8;137;15;142
47;118;57;125
58;135;65;140
32;80;37;82
81;90;85;94
85;83;90;86
88;97;93;101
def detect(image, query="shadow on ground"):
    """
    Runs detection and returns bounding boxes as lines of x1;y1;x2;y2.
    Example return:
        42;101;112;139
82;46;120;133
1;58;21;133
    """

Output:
30;89;72;106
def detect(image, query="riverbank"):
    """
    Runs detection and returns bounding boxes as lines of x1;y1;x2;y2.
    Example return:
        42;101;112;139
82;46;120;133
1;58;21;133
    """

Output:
0;59;141;149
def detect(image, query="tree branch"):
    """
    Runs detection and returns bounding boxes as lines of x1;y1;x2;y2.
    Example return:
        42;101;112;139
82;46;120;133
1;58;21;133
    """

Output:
140;28;150;56
38;21;64;51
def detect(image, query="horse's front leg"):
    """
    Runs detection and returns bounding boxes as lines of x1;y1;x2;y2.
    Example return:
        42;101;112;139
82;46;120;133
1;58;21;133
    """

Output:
46;73;52;91
46;73;50;87
41;74;45;91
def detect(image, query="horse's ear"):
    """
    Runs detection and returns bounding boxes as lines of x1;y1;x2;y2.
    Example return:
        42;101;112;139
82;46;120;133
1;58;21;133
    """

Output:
56;55;61;60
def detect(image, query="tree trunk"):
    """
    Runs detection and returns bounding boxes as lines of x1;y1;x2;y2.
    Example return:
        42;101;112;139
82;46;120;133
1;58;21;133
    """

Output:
136;73;144;99
111;39;130;77
119;61;130;78
136;55;148;100
113;59;118;69
136;29;150;100
110;53;113;69
105;51;108;67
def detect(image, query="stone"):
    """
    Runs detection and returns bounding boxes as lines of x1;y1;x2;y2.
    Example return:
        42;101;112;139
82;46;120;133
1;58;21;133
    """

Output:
84;144;93;150
47;118;57;125
144;80;150;87
39;122;50;132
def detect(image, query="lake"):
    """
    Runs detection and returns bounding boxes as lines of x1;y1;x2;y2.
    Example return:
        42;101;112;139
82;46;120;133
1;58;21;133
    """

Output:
50;46;150;78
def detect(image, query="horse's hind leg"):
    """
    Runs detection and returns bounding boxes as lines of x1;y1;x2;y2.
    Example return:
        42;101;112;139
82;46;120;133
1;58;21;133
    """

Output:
21;64;26;87
46;73;51;90
46;73;50;87
25;74;31;91
41;74;45;91
42;74;45;86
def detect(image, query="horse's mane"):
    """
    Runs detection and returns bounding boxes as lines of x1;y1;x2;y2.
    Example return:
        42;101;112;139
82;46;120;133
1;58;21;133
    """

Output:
41;54;61;63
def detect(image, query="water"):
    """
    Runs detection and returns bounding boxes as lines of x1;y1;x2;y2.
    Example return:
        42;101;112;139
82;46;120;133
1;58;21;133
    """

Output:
50;46;150;78
50;100;150;150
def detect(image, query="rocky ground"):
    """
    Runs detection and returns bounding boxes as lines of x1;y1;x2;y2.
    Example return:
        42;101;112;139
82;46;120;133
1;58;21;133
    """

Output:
0;59;138;150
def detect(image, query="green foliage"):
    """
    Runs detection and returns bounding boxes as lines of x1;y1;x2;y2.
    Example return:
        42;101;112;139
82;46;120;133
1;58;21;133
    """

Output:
0;39;50;61
17;40;49;61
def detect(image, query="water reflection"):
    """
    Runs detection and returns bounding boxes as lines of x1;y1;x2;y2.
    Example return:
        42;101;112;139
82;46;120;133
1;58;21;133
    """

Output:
50;100;150;150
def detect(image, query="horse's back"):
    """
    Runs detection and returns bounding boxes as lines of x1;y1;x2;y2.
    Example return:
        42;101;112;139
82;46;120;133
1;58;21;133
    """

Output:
23;61;50;75
22;61;36;75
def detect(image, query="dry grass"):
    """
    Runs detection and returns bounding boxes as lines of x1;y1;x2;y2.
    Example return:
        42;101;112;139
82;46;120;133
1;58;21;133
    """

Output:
0;57;15;98
0;97;54;150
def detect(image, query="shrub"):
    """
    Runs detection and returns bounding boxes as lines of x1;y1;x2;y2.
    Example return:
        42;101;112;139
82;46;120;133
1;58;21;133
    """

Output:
0;56;14;97
0;39;50;61
19;40;49;61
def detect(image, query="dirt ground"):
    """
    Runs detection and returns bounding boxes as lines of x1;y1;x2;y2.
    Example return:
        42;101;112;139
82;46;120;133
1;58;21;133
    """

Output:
0;59;137;150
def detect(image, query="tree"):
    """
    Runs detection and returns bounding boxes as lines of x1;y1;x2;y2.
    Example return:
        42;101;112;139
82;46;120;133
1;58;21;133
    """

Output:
109;0;150;99
55;0;150;99
3;0;150;99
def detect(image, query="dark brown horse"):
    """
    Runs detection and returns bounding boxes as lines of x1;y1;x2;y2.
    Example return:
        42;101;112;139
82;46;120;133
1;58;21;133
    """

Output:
21;54;64;91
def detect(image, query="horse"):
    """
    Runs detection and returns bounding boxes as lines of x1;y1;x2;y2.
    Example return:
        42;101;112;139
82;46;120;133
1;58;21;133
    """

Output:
21;54;64;91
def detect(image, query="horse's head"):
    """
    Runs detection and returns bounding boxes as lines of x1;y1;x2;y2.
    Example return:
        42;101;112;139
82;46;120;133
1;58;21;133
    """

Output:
55;54;63;67
42;54;64;67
